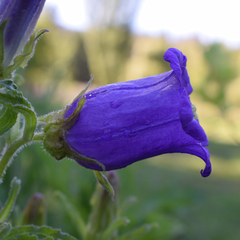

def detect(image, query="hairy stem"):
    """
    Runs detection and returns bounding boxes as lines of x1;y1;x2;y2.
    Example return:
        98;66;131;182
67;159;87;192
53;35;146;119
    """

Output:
0;109;38;183
0;138;27;183
32;132;45;142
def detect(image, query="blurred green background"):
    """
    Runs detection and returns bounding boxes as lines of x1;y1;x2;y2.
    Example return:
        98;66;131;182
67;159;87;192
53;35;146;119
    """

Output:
1;2;240;240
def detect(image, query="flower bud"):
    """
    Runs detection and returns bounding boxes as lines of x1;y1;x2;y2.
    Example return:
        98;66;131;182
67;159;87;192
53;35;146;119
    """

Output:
0;0;46;67
21;193;46;226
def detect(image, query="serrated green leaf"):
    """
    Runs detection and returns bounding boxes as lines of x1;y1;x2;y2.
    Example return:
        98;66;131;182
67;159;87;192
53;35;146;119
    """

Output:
4;225;78;240
2;228;19;240
0;80;31;108
0;104;18;135
0;177;21;222
0;222;12;239
40;236;54;240
99;218;130;240
94;171;115;199
14;233;38;240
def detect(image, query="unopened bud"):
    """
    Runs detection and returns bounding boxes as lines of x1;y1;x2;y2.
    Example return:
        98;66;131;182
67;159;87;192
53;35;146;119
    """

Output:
21;193;46;226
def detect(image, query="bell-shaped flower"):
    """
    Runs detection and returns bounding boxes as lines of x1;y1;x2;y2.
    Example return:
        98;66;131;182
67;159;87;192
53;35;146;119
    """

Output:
49;48;211;177
0;0;46;67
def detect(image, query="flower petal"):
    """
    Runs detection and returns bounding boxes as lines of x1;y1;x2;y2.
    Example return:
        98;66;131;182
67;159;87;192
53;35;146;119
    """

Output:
179;93;208;144
176;143;211;177
62;48;211;177
163;48;193;95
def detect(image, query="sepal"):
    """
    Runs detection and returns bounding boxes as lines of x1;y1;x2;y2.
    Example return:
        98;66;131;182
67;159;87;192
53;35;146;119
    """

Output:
0;20;9;71
42;76;104;170
94;171;115;199
1;29;49;79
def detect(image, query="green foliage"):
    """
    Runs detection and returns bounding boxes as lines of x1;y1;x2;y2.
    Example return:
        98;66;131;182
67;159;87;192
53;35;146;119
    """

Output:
0;20;8;72
0;79;37;181
0;80;32;136
0;105;18;136
198;43;236;111
55;191;86;239
0;29;49;79
0;222;12;239
1;3;240;240
94;171;115;199
0;177;21;223
2;225;78;240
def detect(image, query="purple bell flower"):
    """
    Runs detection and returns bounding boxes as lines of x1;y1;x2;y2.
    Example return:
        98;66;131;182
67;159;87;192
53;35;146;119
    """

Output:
64;48;211;177
0;0;46;67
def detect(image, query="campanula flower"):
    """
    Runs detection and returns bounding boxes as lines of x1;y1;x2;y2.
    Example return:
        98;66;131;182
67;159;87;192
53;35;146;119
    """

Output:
0;0;46;67
61;48;211;177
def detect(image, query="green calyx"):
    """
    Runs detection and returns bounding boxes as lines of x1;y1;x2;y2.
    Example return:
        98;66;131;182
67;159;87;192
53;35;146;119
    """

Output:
42;97;84;160
41;75;105;170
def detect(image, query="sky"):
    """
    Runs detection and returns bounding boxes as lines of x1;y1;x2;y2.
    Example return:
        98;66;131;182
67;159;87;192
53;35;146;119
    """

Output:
44;0;240;49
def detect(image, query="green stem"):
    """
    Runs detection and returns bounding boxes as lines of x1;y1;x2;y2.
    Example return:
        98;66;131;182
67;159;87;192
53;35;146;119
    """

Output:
0;107;37;183
0;138;27;183
37;115;46;122
33;132;45;141
0;131;44;183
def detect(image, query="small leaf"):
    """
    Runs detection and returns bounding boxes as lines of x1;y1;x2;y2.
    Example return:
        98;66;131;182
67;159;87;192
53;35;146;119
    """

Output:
0;80;31;108
0;80;37;138
94;171;115;199
0;177;21;222
0;222;12;239
0;81;37;182
4;225;78;240
0;104;18;136
55;191;86;239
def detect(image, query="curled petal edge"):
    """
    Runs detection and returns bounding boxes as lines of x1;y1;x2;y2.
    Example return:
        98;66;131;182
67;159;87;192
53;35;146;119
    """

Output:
163;48;193;95
176;144;211;177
